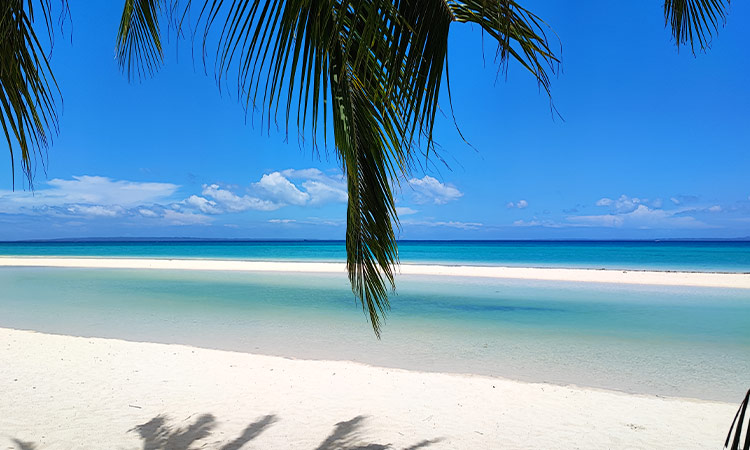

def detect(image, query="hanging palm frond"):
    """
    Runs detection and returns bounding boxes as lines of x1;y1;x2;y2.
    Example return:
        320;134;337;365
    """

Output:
0;0;63;188
725;389;750;450
117;0;164;80
665;0;730;53
115;0;558;335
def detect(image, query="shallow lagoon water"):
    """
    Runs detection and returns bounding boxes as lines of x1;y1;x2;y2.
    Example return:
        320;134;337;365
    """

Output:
1;267;748;402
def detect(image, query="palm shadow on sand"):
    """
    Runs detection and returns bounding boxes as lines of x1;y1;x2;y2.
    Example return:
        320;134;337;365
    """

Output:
10;413;441;450
130;413;277;450
314;415;443;450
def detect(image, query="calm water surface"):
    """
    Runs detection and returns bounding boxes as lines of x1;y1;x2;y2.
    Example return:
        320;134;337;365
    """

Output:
1;266;748;402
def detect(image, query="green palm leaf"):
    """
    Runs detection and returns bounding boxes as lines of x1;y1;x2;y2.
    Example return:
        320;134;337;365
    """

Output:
0;0;62;188
665;0;730;52
117;0;164;80
108;0;731;335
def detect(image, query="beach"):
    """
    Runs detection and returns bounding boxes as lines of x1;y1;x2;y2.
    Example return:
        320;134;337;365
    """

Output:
2;256;750;289
1;253;748;449
0;327;737;450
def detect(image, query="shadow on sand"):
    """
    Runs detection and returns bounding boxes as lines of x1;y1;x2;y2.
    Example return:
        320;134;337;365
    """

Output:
10;413;442;450
315;415;443;450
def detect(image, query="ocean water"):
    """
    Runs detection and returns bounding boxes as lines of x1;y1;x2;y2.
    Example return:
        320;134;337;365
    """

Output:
1;266;748;402
1;240;749;272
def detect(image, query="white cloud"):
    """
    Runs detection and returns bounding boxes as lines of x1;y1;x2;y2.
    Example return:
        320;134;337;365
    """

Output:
268;219;296;224
162;209;213;225
512;219;563;228
396;207;418;216
184;195;221;214
408;176;462;205
507;200;528;209
282;168;347;205
402;219;482;230
254;172;310;206
567;205;708;229
65;204;123;218
302;180;347;205
200;184;280;212
138;208;159;218
596;195;665;213
180;169;348;216
0;175;179;215
708;205;722;212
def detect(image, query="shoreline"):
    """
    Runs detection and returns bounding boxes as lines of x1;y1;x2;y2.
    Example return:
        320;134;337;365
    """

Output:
0;326;729;405
0;327;737;449
1;256;750;289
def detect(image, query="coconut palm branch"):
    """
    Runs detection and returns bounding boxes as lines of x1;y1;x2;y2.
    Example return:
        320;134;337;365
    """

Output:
116;0;562;336
725;389;750;450
665;0;730;53
0;0;62;188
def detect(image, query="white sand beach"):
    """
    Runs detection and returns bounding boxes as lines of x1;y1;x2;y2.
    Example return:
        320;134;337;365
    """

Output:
0;328;738;450
2;256;750;289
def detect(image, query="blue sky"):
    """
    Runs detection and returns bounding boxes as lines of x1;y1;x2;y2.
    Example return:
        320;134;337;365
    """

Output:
1;1;748;240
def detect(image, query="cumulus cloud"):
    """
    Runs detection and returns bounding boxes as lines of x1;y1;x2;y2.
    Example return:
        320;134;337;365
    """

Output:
200;184;280;212
402;219;482;230
408;175;462;205
254;172;310;206
181;169;348;216
0;175;179;215
162;209;213;225
0;175;195;224
395;207;418;216
512;219;562;228
507;200;528;209
567;205;708;229
184;195;222;214
595;194;664;213
282;168;347;205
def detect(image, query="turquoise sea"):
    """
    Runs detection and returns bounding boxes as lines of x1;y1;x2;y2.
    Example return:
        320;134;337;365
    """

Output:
1;241;748;402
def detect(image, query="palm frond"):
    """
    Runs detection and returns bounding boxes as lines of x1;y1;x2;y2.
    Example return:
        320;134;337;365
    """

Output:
665;0;730;53
446;0;559;96
117;0;164;80
725;389;750;450
0;0;62;188
116;0;558;335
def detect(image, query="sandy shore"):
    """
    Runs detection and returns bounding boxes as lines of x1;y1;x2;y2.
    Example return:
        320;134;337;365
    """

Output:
0;328;737;450
1;256;749;289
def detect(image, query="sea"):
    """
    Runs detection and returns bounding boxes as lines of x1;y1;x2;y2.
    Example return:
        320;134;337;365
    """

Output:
1;240;748;402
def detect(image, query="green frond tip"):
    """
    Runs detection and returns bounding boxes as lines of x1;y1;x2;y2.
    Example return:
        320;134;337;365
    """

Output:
117;0;164;80
446;0;561;97
0;0;62;188
665;0;730;53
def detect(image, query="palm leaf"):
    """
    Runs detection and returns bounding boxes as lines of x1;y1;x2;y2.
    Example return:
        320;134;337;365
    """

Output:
0;0;62;188
116;0;164;80
725;389;750;450
665;0;730;52
115;0;558;335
